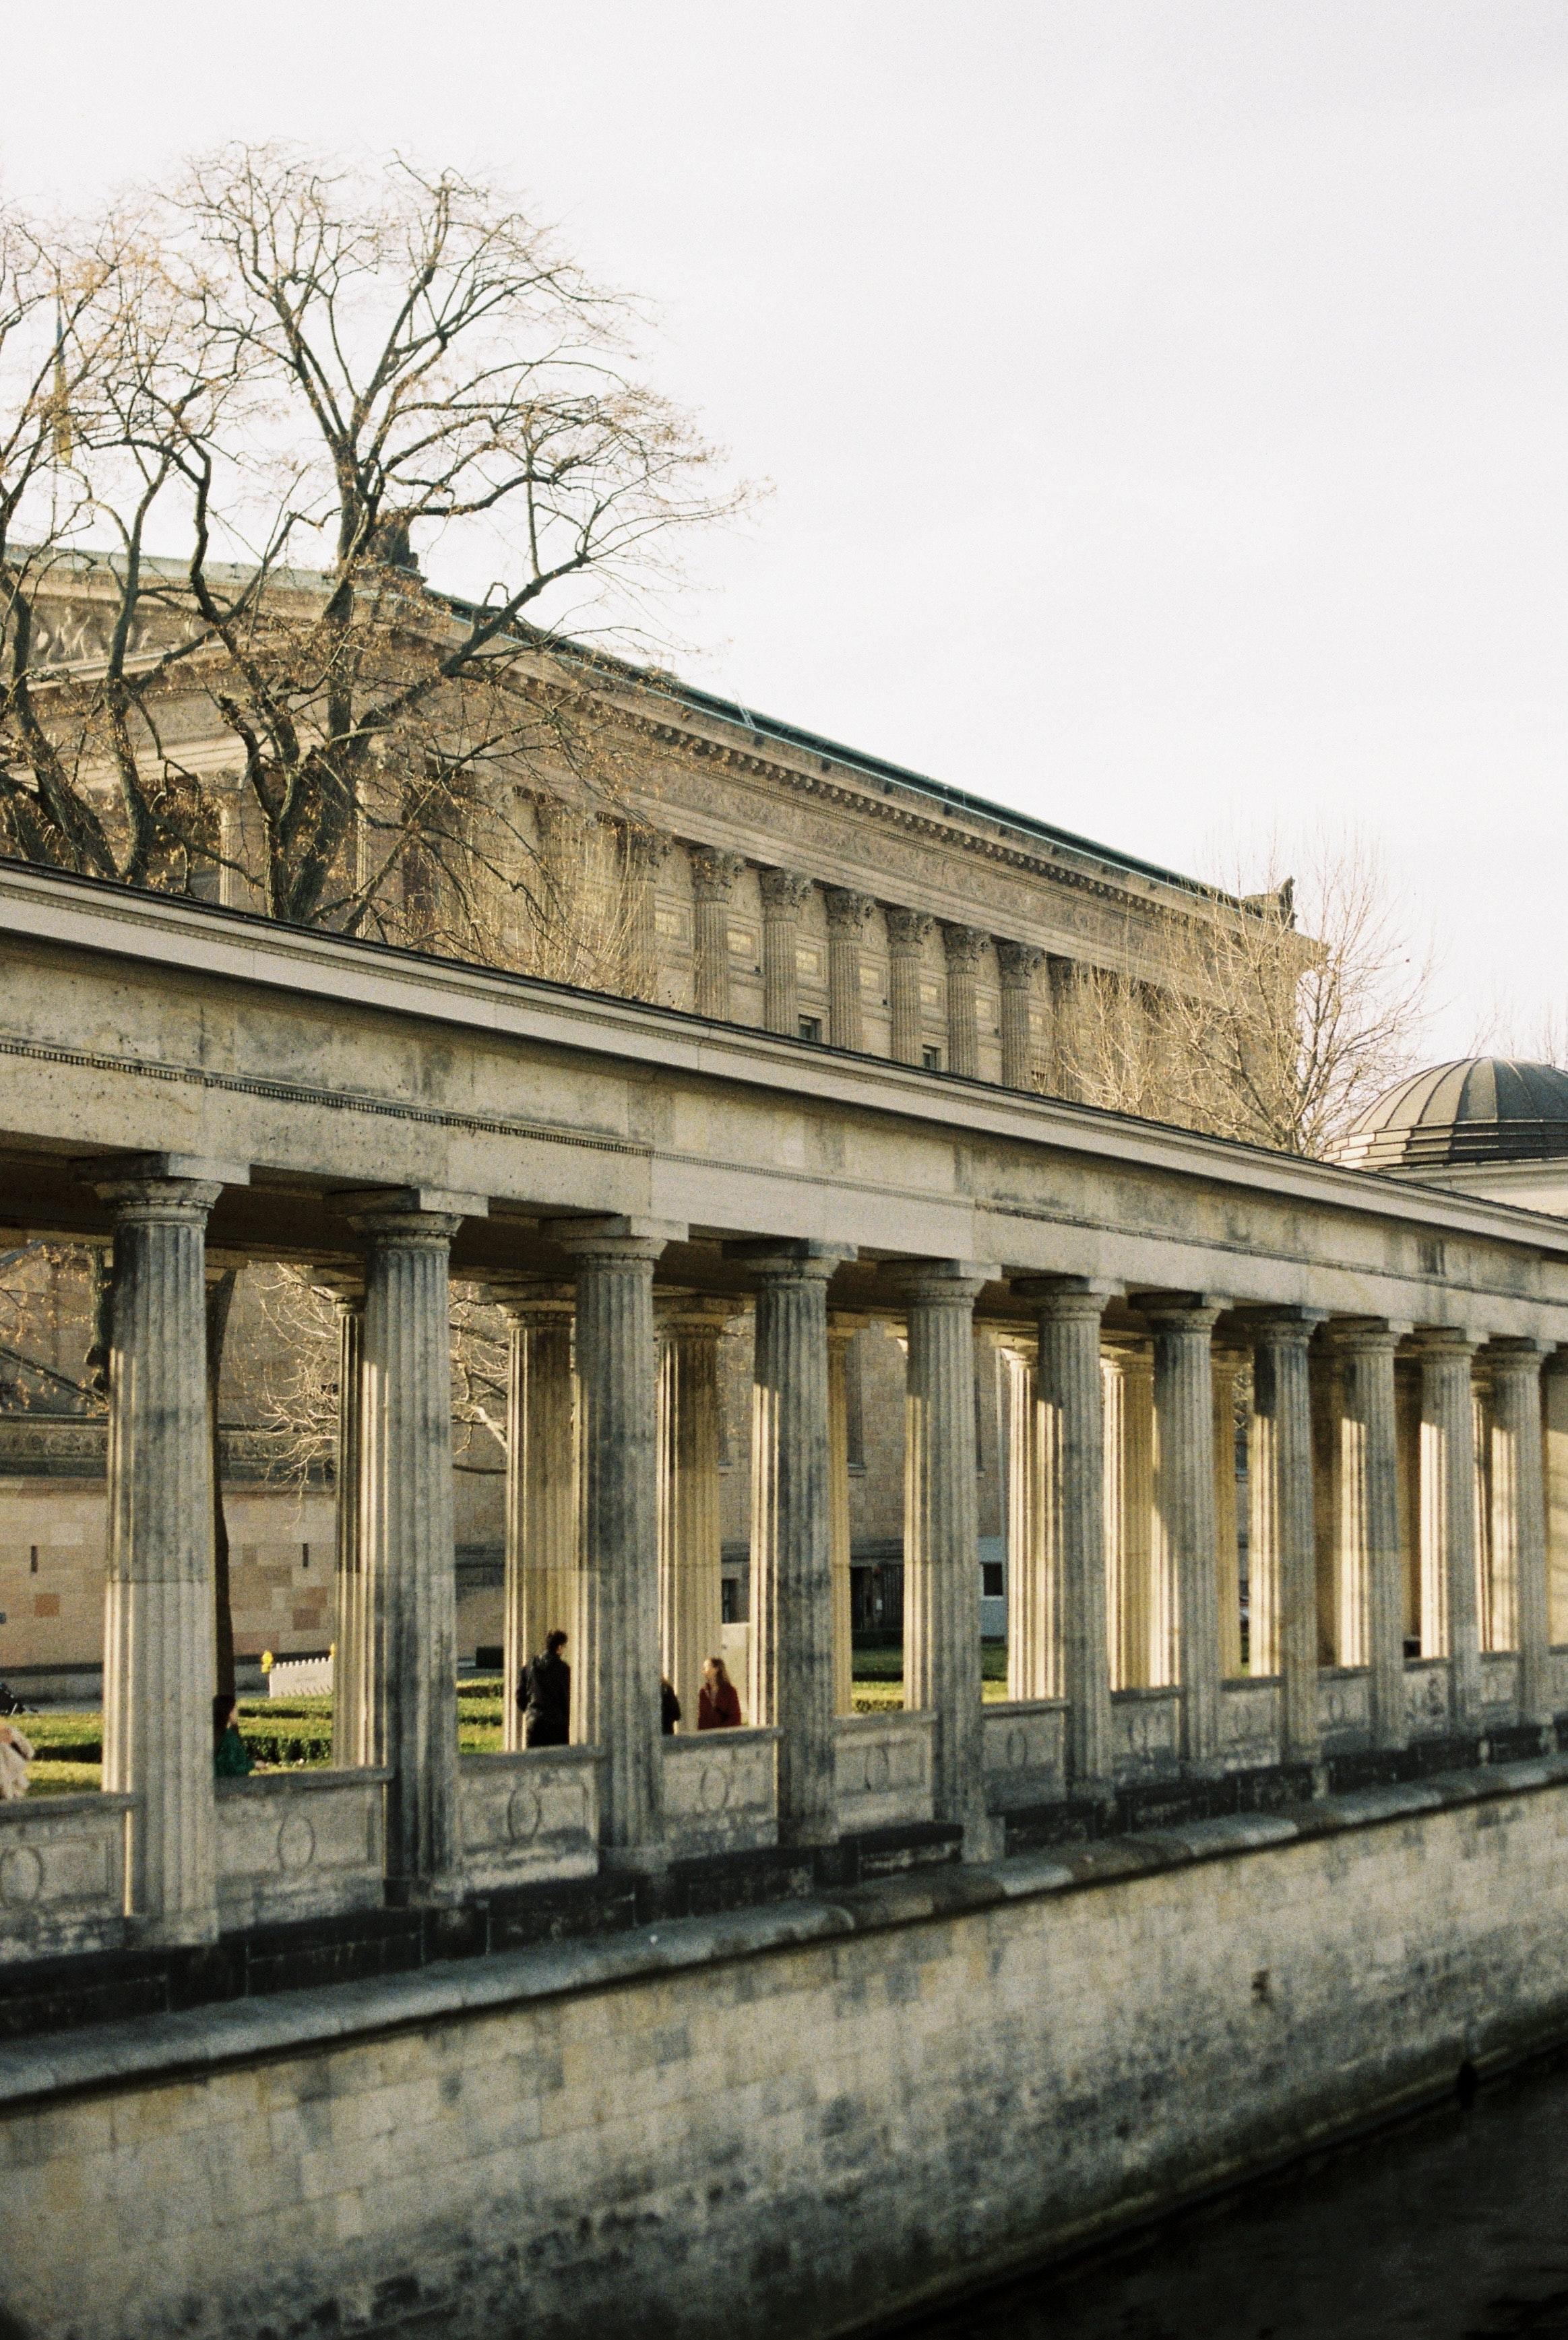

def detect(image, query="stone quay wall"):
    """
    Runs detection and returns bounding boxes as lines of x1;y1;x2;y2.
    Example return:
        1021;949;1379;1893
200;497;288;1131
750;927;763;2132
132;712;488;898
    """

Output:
5;1758;1568;2340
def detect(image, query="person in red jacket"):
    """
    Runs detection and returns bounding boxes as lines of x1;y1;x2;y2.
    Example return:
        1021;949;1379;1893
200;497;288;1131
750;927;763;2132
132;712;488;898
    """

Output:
697;1654;742;1730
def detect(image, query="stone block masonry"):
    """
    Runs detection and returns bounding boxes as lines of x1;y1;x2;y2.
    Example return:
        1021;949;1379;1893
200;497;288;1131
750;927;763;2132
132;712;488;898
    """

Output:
5;1758;1568;2340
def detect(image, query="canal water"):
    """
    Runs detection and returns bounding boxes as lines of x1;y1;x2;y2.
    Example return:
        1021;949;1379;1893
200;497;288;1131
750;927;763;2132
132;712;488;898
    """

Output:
906;2057;1568;2338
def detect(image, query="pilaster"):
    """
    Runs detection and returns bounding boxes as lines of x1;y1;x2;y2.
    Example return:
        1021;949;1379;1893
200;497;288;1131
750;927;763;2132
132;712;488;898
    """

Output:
759;867;814;1036
824;889;874;1054
942;925;987;1080
997;941;1044;1091
1104;1341;1158;1688
886;908;935;1067
689;847;745;1023
491;1282;577;1752
619;826;671;1003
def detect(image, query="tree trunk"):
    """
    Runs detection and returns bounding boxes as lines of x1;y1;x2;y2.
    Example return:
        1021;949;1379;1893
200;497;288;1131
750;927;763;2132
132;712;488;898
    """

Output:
207;1269;238;1700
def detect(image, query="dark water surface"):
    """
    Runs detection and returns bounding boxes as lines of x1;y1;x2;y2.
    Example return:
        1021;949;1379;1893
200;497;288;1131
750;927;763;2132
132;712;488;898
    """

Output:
905;2059;1568;2339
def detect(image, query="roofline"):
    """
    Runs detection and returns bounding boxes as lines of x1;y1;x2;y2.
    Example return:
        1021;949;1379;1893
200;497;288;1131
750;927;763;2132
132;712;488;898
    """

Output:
23;544;1246;914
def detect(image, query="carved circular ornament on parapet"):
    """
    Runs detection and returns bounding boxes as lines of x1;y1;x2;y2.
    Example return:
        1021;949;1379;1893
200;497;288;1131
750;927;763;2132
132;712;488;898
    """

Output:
863;1742;891;1794
276;1814;316;1873
0;1844;43;1905
507;1784;543;1843
698;1763;731;1814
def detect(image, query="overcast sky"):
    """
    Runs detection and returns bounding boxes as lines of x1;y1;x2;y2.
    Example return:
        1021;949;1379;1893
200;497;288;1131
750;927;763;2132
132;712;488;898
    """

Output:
5;1;1565;1058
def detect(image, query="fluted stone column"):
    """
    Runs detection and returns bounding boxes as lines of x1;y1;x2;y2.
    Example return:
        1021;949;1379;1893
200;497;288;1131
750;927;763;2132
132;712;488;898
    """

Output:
324;1279;368;1769
1249;1313;1321;1761
658;1298;730;1727
1416;1331;1481;1730
1147;1301;1223;1765
99;1162;236;1944
1104;1343;1159;1688
741;1240;852;1845
824;889;874;1054
759;868;814;1036
1016;1279;1113;1794
1336;1323;1408;1750
352;1189;480;1901
551;1216;679;1865
943;926;987;1079
690;847;745;1022
496;1284;577;1752
904;1261;993;1850
1213;1351;1243;1678
886;908;935;1067
1046;956;1079;1100
1545;1354;1568;1651
827;1319;858;1715
1002;1337;1050;1701
997;941;1044;1091
619;827;670;1003
1490;1339;1550;1727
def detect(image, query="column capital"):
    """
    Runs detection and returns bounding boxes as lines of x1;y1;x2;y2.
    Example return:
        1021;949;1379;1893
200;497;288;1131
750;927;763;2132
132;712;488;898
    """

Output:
941;923;989;969
474;1274;575;1321
81;1149;250;1191
823;887;875;935
997;939;1046;985
96;1175;224;1221
1243;1304;1329;1342
893;1258;997;1302
757;866;814;913
1486;1335;1550;1374
1012;1273;1121;1307
1136;1294;1226;1332
688;845;746;900
547;1213;685;1264
656;1292;741;1337
884;905;935;949
1328;1317;1411;1353
340;1184;488;1228
1409;1325;1480;1358
621;823;672;879
727;1236;855;1284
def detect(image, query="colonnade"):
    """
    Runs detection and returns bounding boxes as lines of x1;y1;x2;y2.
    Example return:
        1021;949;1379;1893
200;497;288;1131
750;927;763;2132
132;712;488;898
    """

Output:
656;836;1076;1086
92;1153;1566;1949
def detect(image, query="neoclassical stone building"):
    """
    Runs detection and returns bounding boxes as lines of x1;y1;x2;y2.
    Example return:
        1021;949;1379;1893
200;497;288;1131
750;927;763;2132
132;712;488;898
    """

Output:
0;600;1265;1685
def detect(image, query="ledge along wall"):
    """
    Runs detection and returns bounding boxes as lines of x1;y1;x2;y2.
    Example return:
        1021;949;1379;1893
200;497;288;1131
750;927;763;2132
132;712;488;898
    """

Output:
5;1759;1568;2340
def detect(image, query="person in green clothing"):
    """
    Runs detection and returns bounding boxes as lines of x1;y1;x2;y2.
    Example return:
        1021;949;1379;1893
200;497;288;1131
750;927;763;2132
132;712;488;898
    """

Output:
212;1692;253;1777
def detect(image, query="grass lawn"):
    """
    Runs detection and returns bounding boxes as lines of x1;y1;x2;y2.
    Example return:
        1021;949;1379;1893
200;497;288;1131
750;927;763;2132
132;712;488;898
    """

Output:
13;1661;1012;1783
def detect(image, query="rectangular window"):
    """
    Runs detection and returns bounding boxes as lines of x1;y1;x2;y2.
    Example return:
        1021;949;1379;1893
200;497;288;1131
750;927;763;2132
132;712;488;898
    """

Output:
921;1044;942;1071
798;1014;823;1043
982;1562;1005;1599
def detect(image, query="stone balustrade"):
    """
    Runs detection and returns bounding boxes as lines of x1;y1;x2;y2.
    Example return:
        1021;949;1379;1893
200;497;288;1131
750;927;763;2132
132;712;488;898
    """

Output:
834;1711;937;1831
458;1748;600;1892
1317;1668;1374;1748
662;1728;780;1856
1112;1686;1182;1773
216;1770;388;1930
1217;1678;1282;1770
0;1790;133;1963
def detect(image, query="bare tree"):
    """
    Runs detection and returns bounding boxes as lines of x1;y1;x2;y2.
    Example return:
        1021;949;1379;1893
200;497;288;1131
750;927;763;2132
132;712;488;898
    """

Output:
0;146;737;974
1057;833;1434;1160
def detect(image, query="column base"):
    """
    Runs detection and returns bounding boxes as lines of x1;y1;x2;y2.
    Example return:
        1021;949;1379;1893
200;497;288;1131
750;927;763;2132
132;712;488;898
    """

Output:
127;1909;219;1951
599;1842;671;1880
385;1872;466;1911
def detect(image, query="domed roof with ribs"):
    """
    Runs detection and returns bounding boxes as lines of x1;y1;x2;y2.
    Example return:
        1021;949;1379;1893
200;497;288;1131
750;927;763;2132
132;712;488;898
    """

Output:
1336;1058;1568;1172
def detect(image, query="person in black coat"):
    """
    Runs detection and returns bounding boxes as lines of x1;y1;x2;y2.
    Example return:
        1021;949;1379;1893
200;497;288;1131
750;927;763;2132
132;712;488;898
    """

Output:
518;1628;571;1747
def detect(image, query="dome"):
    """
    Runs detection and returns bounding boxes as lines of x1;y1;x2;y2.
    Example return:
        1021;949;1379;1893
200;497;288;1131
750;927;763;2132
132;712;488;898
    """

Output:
1336;1058;1568;1172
